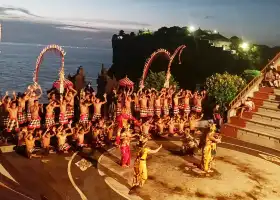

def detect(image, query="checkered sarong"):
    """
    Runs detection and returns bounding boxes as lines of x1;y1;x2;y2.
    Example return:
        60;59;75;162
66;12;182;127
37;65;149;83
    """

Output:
3;116;9;127
59;143;71;151
79;113;89;124
173;106;179;115
45;114;55;128
147;107;154;117
192;106;202;113
28;117;41;129
66;106;74;119
134;104;140;112
18;111;27;124
163;107;169;116
59;113;68;125
27;111;31;122
155;106;161;116
116;107;122;117
184;104;191;114
140;107;148;118
92;113;102;121
7;119;19;132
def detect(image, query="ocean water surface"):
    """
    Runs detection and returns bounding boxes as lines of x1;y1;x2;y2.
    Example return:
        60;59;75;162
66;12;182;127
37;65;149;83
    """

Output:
0;20;114;101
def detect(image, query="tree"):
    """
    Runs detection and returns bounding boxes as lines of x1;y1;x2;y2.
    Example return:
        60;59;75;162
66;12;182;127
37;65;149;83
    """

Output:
205;72;246;107
242;69;261;82
144;71;179;91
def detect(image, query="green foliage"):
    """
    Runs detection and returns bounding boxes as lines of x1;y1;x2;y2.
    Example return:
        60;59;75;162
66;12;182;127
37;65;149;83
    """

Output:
230;41;261;68
144;71;179;90
205;72;246;106
242;69;261;82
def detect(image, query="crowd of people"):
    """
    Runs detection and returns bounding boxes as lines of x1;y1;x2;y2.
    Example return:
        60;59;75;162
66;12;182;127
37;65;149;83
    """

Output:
0;81;222;187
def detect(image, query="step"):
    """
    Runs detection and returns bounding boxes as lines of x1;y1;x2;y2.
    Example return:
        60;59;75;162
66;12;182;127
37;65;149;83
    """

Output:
268;94;280;101
243;117;280;129
251;112;280;125
273;88;280;95
221;124;280;151
252;97;280;108
244;121;280;137
257;106;280;116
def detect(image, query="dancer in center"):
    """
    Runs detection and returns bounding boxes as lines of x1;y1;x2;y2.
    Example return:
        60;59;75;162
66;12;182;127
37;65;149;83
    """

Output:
132;138;162;188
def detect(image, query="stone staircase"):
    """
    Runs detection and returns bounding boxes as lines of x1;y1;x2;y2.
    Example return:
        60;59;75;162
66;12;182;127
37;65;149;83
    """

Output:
221;87;280;151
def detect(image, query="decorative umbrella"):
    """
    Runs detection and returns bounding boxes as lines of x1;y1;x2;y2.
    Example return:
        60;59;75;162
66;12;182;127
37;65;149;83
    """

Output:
119;76;134;88
53;79;73;90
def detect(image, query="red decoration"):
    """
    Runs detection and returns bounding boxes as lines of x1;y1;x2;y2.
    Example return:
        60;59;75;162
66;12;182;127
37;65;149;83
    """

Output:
119;76;134;87
53;79;73;89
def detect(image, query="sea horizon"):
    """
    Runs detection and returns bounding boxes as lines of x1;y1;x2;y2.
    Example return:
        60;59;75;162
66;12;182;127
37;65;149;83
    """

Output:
0;20;115;101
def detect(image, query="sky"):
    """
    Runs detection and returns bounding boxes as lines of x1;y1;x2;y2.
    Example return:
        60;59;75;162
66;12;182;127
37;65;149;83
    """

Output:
1;0;280;45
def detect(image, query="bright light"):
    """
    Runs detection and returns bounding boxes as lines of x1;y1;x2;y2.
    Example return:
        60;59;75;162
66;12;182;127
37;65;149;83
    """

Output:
213;30;217;34
240;42;249;50
189;26;195;32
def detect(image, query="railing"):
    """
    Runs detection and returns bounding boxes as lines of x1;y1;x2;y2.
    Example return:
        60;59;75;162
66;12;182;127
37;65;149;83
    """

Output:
229;52;280;109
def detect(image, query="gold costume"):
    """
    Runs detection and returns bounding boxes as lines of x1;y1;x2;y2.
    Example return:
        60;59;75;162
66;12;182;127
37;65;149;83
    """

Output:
132;147;150;187
201;124;219;172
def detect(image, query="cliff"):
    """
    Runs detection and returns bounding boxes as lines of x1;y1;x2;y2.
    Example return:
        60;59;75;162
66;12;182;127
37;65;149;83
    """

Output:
108;27;280;89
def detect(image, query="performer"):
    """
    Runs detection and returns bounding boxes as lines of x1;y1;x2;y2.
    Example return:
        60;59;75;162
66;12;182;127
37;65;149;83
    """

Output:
27;85;42;122
56;126;73;153
25;132;41;159
154;91;163;118
163;94;170;117
18;93;29;125
6;101;19;132
213;104;222;131
65;87;77;119
183;90;192;120
200;124;221;173
120;137;131;167
173;89;181;116
59;98;68;125
132;139;162;187
115;108;138;146
45;101;59;128
79;99;92;126
28;100;42;129
92;93;107;122
139;91;148;119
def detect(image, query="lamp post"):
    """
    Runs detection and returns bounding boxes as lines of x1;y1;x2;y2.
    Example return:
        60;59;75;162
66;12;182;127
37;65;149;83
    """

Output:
189;26;195;33
240;42;249;51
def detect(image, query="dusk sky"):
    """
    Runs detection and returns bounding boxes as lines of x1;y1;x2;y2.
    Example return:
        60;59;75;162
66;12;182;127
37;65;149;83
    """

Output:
1;0;280;45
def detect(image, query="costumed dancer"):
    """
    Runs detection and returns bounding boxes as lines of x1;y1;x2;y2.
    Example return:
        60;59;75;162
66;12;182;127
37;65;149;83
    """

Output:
115;108;139;146
131;138;162;188
120;137;131;167
200;123;221;173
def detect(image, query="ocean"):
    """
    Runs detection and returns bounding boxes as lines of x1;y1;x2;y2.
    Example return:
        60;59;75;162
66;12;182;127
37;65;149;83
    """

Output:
0;20;114;101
